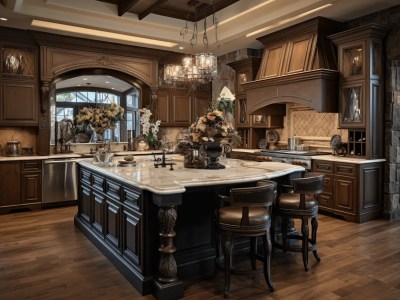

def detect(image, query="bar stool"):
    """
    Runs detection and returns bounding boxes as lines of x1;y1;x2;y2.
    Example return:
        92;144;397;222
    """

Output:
272;173;324;271
216;180;277;297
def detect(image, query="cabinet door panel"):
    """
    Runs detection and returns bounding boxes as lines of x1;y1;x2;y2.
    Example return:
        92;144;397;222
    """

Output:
79;184;92;224
105;198;121;251
0;162;20;207
92;190;105;236
361;165;381;209
122;206;142;268
21;172;41;204
1;82;38;125
192;94;210;122
157;93;170;124
172;95;191;125
334;175;356;215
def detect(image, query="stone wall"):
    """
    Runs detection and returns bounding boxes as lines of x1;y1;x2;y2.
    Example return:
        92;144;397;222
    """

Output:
347;5;400;220
212;48;262;103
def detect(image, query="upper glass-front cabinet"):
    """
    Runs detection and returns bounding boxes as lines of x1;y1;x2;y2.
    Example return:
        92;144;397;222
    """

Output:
330;24;386;158
342;44;364;78
340;83;364;127
1;47;35;79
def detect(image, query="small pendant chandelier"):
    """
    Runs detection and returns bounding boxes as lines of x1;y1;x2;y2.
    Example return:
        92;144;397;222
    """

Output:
163;3;218;88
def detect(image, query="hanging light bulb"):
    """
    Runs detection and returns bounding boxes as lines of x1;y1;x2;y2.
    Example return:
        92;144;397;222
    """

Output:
163;3;218;88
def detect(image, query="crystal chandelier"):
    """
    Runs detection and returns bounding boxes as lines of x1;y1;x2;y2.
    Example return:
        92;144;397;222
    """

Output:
163;8;218;87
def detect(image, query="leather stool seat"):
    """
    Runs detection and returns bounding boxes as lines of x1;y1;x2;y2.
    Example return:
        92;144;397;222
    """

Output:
272;174;324;272
216;180;277;298
219;207;270;227
278;194;318;210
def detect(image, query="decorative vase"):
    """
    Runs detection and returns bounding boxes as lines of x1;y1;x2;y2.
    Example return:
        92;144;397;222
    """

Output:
94;127;106;141
75;133;91;143
201;141;225;169
138;140;147;151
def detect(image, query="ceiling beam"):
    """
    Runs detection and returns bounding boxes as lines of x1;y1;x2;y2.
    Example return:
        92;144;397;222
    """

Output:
117;0;139;16
138;0;169;20
0;0;5;7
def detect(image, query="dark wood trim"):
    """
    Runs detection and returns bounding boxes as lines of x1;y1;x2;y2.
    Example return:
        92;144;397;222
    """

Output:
117;0;139;16
138;0;169;20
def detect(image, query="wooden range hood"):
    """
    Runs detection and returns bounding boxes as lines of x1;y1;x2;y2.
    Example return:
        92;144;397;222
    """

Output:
243;17;344;114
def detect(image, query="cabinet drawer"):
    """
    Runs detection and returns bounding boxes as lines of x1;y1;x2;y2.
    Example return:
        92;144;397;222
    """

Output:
312;160;333;173
105;179;122;201
122;186;141;211
80;169;92;186
21;160;42;171
334;163;355;176
92;173;105;192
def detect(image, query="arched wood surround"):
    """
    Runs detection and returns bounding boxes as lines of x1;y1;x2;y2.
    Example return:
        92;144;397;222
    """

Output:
37;45;159;155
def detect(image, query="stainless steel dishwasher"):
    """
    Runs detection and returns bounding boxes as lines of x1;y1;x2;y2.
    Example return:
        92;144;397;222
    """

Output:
42;158;78;205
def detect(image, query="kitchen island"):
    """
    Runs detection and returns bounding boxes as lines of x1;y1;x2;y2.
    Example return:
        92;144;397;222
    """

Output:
74;155;304;299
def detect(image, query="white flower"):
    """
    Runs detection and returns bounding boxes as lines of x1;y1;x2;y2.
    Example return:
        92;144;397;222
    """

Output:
139;108;161;140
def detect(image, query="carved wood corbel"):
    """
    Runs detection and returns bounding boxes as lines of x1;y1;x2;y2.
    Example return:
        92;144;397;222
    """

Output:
40;82;50;113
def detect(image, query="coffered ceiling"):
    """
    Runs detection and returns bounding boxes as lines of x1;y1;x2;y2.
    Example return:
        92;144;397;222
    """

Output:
96;0;239;21
1;0;400;56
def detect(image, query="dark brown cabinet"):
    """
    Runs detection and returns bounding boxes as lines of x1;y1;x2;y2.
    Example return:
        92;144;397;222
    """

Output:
156;88;191;126
0;160;42;213
330;24;386;159
0;161;20;209
312;159;383;223
0;37;39;127
156;88;210;126
1;80;38;125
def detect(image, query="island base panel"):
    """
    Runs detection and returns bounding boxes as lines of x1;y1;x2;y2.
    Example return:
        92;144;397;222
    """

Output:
74;216;154;295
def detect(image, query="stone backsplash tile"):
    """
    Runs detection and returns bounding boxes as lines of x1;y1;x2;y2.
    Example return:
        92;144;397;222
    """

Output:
0;128;37;155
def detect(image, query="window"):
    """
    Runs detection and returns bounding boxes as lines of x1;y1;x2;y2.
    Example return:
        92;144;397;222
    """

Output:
126;89;140;138
53;90;125;144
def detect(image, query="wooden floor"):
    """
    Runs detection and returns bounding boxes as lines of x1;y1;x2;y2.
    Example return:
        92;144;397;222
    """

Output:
1;206;400;300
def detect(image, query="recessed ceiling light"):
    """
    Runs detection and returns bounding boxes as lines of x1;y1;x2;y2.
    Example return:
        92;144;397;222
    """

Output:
111;87;115;90
82;78;88;81
0;18;8;21
179;46;184;50
105;81;110;84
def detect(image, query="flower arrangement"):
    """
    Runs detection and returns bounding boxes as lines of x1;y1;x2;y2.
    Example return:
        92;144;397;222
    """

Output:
189;110;240;144
75;103;124;134
139;108;161;144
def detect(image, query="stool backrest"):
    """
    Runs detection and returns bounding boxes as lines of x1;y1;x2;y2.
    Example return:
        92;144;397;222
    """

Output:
292;174;325;195
229;180;277;208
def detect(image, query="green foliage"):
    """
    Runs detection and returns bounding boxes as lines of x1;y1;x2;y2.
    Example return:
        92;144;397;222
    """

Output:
217;99;235;114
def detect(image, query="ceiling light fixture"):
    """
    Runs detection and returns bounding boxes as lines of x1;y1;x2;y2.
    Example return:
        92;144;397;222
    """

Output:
31;19;177;48
0;17;8;21
163;2;218;88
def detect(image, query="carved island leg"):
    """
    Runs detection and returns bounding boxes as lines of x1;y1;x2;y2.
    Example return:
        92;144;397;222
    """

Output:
152;194;183;300
158;206;178;282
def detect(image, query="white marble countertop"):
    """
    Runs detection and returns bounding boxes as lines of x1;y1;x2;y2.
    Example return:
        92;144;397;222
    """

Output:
0;150;165;161
310;155;385;164
78;155;305;195
231;148;260;153
231;149;385;165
